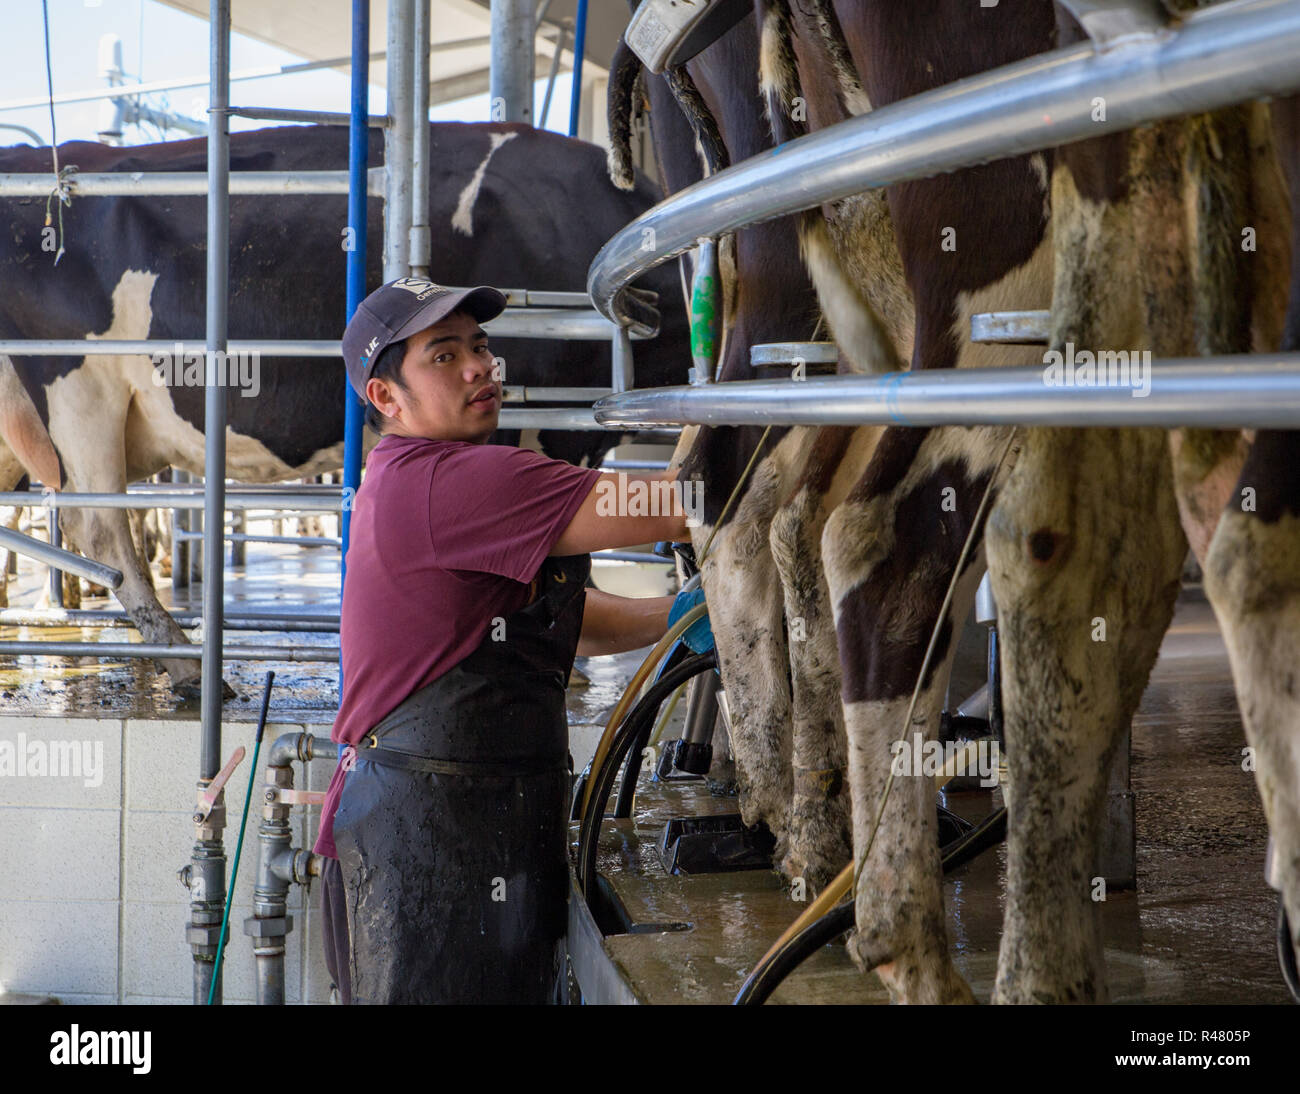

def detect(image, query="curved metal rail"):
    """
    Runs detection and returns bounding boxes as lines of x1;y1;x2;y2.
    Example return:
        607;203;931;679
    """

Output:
588;0;1300;329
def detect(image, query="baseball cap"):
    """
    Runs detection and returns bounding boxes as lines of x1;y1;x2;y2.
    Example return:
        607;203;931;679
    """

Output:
341;277;508;400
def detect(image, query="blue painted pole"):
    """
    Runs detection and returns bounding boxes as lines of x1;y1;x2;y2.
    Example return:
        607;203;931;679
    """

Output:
567;0;588;137
342;0;369;681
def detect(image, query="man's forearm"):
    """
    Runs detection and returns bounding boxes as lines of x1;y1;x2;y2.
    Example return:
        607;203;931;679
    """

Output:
576;589;674;657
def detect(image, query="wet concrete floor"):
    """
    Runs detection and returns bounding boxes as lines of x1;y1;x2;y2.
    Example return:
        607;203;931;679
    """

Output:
3;539;1287;1003
583;590;1291;1004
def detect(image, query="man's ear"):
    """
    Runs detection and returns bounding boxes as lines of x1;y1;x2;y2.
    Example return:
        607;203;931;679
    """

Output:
365;376;398;421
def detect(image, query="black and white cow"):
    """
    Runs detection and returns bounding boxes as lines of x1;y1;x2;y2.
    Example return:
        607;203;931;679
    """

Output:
0;122;690;696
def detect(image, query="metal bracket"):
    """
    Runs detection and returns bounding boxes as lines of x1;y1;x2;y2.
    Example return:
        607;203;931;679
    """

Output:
1058;1;1168;48
265;787;327;807
970;310;1051;345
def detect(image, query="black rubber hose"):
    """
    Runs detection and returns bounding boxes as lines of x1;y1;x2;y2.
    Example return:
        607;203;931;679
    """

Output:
614;641;699;817
577;650;717;896
732;805;1009;1005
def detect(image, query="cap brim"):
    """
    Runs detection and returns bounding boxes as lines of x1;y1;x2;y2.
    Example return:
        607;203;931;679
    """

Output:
391;286;508;342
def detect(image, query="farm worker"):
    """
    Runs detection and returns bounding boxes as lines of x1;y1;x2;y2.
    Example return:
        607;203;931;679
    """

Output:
313;277;691;1003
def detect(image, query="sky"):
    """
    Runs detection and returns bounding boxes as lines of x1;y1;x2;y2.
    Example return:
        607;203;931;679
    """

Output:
0;0;574;148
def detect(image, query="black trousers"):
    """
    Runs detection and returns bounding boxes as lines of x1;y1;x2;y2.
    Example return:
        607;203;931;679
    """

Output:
319;856;352;1005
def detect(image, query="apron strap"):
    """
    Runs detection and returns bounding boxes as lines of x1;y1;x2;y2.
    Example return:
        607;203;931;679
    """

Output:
359;734;564;777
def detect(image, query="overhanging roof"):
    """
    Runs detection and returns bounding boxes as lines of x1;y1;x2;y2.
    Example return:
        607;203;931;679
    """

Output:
156;0;622;102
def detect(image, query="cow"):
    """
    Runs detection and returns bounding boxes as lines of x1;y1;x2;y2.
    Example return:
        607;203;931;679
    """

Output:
749;0;1057;1002
984;0;1296;1002
758;0;1298;1004
608;5;915;891
0;122;690;697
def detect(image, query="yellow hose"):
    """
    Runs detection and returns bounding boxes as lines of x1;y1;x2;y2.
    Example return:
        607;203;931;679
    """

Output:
579;601;709;817
751;861;853;975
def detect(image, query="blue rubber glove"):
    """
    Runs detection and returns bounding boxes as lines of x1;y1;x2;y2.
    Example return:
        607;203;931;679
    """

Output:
667;585;714;655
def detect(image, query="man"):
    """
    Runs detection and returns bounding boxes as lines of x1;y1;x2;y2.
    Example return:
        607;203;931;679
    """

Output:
314;277;691;1004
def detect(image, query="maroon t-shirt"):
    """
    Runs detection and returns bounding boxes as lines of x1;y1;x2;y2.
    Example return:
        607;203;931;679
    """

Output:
313;434;603;858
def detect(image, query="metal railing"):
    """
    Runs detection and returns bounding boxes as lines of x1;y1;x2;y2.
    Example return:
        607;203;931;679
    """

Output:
588;0;1300;330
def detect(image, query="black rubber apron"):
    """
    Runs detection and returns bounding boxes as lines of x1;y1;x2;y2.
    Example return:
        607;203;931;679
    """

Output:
332;552;589;1005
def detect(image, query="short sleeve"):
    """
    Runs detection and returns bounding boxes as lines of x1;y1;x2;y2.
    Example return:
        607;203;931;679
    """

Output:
428;444;604;583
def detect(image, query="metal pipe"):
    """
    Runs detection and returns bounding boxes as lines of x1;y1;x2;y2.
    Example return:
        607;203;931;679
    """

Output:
492;0;534;124
501;386;612;402
384;0;414;279
0;526;123;588
587;0;1300;327
0;640;339;661
592;551;673;565
0;493;343;510
0;608;339;632
225;105;388;127
409;0;431;278
0;316;649;356
246;730;340;1004
539;25;567;129
497;408;614;430
193;0;231;1010
592;356;1300;430
568;0;588;137
174;531;341;547
268;730;339;769
0;170;386;197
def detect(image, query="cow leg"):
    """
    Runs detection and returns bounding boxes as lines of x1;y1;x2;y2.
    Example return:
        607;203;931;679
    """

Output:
824;426;1007;1004
769;427;859;891
47;376;215;699
1202;432;1300;979
696;442;799;862
988;429;1184;1005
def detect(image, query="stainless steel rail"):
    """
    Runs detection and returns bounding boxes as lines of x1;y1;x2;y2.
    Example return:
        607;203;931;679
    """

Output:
593;356;1300;430
588;0;1300;327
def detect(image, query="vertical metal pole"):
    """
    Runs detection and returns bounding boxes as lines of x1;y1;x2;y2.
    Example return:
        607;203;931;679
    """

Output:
191;0;231;1007
171;468;188;595
539;25;567;130
230;510;245;567
384;0;414;279
567;0;587;137
47;496;63;608
409;0;431;278
610;323;634;394
491;0;534;124
342;0;369;666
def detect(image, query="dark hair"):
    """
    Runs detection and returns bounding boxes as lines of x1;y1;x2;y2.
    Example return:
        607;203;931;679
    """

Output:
363;337;408;433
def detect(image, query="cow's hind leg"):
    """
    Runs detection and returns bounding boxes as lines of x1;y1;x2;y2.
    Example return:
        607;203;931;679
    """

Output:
695;440;797;861
1203;437;1300;978
987;427;1184;1003
47;373;217;700
824;426;1007;1004
769;427;860;892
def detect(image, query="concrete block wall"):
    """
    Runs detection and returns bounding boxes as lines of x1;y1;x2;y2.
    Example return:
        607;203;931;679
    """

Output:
0;710;612;1005
0;715;337;1005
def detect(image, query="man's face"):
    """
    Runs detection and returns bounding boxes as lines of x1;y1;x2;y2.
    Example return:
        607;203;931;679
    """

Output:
366;310;501;443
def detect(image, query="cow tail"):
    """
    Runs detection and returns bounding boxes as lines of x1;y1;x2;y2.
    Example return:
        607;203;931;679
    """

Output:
803;0;872;115
757;0;822;261
606;37;645;190
1187;107;1255;356
663;64;729;177
758;0;903;373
